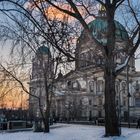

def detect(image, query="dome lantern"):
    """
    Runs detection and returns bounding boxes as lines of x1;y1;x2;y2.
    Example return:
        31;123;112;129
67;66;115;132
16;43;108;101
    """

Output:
36;45;50;55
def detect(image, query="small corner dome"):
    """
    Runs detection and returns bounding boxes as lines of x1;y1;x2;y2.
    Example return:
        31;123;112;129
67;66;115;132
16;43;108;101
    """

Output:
37;45;50;55
87;18;129;45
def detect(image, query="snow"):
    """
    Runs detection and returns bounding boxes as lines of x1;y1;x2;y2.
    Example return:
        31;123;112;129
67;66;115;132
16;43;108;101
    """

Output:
0;124;140;140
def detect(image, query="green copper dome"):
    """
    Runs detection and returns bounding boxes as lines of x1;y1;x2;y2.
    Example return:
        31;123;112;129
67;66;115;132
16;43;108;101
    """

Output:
37;45;50;55
88;18;129;45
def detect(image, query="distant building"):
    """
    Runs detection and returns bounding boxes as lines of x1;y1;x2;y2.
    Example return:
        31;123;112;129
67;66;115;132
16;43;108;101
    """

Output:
29;45;53;119
29;13;140;122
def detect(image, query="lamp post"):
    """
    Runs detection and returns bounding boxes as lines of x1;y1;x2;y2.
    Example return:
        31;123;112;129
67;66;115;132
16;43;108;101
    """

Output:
20;90;23;120
126;65;131;128
118;88;126;135
118;89;122;134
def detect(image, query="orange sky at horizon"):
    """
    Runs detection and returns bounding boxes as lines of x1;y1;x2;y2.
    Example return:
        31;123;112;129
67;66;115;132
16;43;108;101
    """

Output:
25;1;95;23
0;89;28;110
0;79;29;110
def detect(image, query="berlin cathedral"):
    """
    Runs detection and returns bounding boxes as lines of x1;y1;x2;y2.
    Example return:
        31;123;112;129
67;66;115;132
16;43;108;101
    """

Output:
29;8;140;123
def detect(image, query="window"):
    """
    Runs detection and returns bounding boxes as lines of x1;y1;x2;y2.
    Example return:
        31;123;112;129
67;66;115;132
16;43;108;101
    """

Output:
80;53;86;67
72;81;79;90
97;58;101;65
89;81;94;92
116;100;119;106
99;99;102;105
122;82;126;93
89;100;92;105
135;81;139;92
97;80;104;92
67;81;72;88
80;100;82;105
123;100;126;106
135;98;140;107
80;52;93;68
73;82;78;88
115;81;120;94
98;111;102;117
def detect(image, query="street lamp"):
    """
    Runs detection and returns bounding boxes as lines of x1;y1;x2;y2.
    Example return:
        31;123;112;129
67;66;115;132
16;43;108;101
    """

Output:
20;90;23;120
126;65;131;128
117;88;126;135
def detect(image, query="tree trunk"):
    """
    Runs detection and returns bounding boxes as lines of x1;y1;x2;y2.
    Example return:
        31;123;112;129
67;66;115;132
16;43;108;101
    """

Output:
44;111;50;133
43;95;50;133
104;65;120;136
39;98;50;133
103;4;120;136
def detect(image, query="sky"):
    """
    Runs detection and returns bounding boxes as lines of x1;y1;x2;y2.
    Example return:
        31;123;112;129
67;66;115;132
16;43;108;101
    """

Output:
0;1;140;109
0;1;140;72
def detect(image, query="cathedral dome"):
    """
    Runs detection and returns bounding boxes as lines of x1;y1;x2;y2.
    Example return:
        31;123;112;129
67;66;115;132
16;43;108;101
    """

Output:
87;18;129;45
37;45;50;55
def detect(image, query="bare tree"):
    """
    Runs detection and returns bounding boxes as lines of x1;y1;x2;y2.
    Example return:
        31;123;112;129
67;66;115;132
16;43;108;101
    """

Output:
0;1;74;132
0;47;60;132
32;0;140;136
0;0;140;136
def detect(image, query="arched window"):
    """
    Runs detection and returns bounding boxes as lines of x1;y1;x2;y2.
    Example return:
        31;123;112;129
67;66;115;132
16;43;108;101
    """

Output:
89;81;94;93
89;100;92;105
135;98;140;107
79;99;82;105
98;98;102;105
115;81;120;94
97;58;101;65
97;80;104;92
72;81;80;90
67;81;72;89
122;82;126;93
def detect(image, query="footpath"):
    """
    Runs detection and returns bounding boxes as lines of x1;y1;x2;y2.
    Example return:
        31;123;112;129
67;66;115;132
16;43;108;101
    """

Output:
0;123;68;133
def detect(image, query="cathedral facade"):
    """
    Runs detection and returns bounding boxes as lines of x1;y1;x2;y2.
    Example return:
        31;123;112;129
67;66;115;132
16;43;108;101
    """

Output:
29;17;140;122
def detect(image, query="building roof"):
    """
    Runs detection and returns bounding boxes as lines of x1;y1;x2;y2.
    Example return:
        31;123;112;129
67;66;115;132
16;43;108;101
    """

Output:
88;18;129;45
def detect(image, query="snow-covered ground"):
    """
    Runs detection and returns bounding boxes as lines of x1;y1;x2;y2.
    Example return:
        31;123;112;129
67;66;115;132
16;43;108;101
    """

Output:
0;124;140;140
